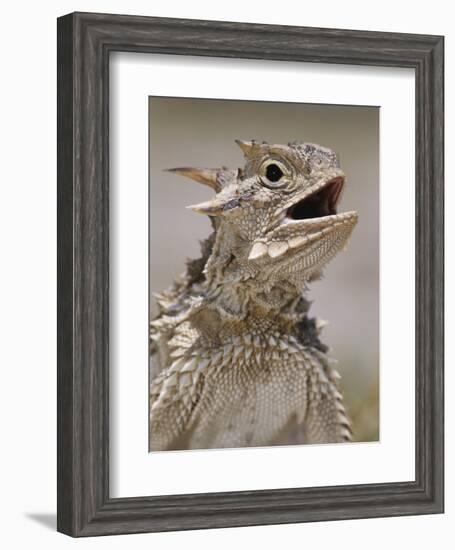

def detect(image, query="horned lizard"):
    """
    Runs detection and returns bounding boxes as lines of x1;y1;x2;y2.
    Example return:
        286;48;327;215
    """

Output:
149;139;358;451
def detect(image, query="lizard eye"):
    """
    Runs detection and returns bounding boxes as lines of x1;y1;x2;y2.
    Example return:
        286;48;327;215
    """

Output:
260;159;289;188
266;163;283;182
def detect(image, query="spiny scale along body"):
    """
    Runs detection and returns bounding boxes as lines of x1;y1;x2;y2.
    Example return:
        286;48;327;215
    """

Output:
149;140;358;451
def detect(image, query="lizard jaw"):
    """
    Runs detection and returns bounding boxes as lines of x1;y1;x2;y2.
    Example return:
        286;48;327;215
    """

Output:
248;176;358;261
248;211;358;260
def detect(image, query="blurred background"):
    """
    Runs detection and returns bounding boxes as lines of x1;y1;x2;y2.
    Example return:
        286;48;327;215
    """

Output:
149;97;379;442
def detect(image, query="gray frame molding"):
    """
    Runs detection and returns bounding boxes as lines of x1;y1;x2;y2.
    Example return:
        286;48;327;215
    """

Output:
57;12;444;536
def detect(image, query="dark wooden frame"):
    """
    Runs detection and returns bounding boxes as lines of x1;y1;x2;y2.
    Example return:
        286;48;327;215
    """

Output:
57;12;444;537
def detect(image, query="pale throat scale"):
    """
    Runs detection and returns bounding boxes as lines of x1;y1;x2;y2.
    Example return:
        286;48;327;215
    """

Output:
149;139;358;451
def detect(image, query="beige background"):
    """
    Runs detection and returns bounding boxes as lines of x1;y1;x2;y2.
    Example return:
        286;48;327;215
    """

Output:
149;97;379;441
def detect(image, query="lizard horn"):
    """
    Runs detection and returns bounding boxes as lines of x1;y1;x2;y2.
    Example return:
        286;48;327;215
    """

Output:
186;199;225;216
166;167;220;191
187;196;240;217
235;139;265;158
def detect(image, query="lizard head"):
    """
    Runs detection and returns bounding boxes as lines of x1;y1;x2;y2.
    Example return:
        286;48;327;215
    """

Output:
168;140;358;297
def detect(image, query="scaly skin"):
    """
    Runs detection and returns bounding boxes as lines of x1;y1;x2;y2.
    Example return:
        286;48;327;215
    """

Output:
149;140;358;451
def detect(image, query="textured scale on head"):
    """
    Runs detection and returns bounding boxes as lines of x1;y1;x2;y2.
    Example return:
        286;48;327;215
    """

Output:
149;140;358;451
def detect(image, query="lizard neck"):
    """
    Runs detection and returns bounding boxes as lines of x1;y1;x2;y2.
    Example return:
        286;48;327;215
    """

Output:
189;293;327;354
202;228;314;320
168;232;325;349
204;280;308;325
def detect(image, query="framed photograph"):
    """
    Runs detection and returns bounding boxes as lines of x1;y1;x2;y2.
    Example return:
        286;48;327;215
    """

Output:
57;12;444;536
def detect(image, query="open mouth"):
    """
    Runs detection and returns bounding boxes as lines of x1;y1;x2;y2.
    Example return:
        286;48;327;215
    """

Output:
286;177;345;221
249;175;356;261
